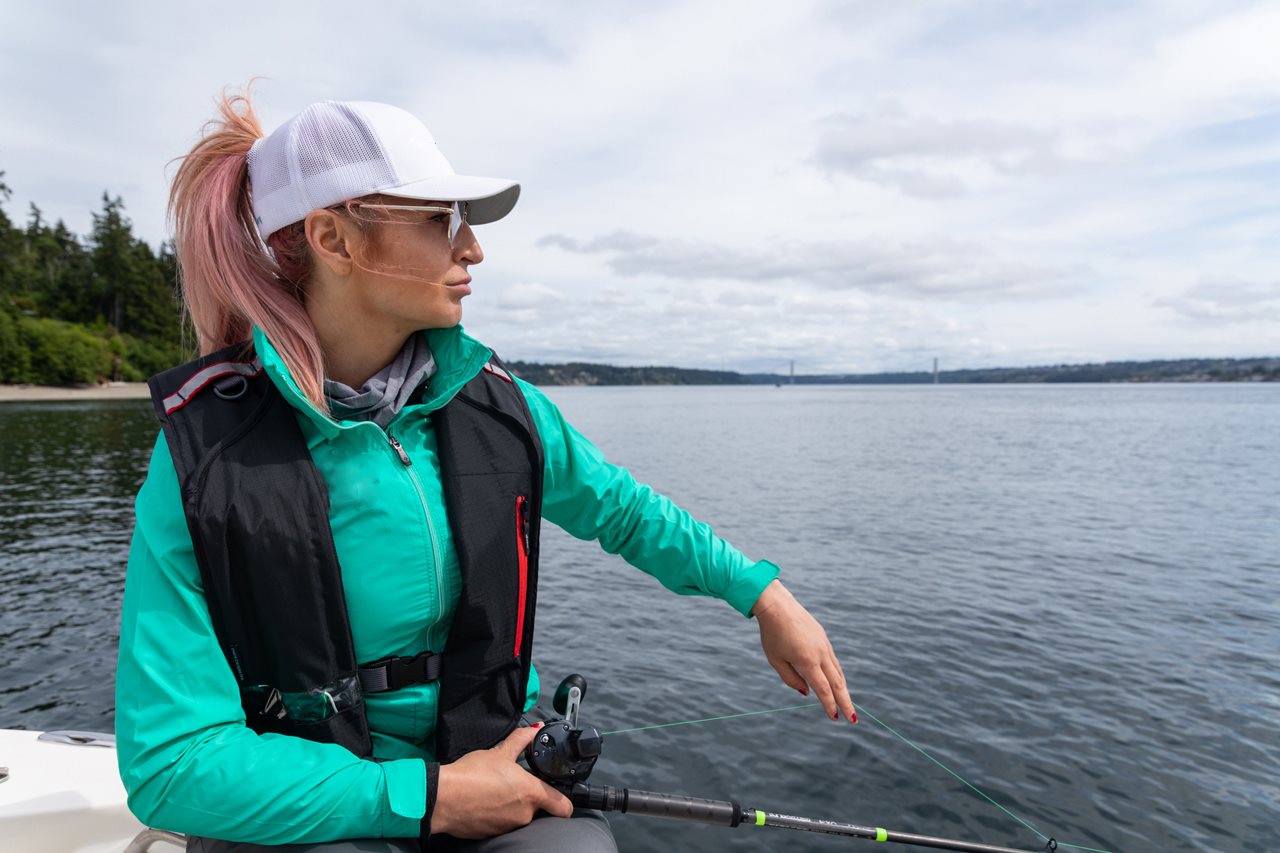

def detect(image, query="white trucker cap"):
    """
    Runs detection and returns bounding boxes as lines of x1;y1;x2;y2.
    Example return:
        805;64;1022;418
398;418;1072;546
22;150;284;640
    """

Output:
247;100;520;237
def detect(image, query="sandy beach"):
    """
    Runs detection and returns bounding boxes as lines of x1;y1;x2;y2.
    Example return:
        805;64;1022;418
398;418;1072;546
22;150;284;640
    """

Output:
0;383;152;402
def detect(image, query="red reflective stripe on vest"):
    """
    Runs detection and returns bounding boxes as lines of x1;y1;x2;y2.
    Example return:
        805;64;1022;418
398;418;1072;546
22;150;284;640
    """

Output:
483;363;514;384
163;361;263;414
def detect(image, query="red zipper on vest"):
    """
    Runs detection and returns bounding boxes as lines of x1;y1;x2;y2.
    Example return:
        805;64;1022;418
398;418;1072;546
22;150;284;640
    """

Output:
514;495;529;659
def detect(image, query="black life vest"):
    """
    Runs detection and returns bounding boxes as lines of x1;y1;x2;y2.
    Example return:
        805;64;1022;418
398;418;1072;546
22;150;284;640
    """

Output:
146;341;543;762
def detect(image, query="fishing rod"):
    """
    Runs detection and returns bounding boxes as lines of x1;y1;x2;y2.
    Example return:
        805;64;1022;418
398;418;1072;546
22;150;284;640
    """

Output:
567;780;1043;852
523;676;1050;853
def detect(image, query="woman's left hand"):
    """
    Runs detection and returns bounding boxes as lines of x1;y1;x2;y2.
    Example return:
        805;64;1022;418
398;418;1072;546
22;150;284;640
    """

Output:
752;579;857;724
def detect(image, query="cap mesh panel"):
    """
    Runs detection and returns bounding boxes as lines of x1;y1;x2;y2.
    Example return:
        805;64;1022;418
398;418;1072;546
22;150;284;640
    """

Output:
292;102;396;208
249;102;397;235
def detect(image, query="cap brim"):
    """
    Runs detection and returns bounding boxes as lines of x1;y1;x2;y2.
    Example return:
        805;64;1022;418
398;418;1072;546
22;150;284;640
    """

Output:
381;175;520;225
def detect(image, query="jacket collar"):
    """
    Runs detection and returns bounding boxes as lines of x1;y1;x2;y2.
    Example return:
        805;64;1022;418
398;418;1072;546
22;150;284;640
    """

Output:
254;324;493;441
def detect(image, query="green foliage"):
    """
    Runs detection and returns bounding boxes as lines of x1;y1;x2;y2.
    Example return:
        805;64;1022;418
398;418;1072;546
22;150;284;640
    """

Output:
0;306;30;382
116;334;184;381
0;174;188;385
19;316;114;385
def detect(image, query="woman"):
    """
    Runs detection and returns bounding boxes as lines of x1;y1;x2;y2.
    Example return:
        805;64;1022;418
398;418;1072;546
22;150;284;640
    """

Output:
115;89;856;852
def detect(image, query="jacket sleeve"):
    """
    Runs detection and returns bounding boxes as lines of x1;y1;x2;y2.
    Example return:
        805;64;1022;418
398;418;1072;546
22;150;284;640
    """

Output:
517;378;779;616
114;433;427;844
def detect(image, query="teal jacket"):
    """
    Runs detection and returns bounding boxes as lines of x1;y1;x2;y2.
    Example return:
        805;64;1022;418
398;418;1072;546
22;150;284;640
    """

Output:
115;324;779;844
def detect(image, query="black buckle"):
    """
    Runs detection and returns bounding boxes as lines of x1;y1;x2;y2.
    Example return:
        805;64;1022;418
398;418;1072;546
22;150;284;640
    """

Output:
358;651;441;693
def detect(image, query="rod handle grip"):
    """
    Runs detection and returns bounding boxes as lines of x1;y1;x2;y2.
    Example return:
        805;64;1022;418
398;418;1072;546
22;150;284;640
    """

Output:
571;784;743;827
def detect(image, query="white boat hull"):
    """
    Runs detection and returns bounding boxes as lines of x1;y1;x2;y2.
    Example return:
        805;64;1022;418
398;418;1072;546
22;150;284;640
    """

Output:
0;729;183;852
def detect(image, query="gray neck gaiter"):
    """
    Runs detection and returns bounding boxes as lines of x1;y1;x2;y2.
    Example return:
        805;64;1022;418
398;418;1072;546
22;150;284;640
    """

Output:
324;334;437;429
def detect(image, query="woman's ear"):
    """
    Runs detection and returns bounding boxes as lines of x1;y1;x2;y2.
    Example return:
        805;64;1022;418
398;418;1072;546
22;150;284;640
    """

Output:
304;209;355;276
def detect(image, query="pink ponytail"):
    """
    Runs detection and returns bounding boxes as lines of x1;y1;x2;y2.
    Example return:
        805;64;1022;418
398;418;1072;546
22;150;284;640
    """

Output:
168;84;327;410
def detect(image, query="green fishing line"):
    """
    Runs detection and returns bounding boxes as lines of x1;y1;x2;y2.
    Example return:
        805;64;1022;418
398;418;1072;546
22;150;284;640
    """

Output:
605;699;1112;853
850;702;1112;853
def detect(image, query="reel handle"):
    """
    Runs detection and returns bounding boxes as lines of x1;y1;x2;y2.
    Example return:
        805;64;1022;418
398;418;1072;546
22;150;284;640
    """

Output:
553;674;588;727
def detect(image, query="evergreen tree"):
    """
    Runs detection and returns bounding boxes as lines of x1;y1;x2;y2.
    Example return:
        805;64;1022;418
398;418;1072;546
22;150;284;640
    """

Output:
24;204;78;315
124;239;180;341
44;219;94;321
89;192;135;330
0;171;25;302
0;304;27;381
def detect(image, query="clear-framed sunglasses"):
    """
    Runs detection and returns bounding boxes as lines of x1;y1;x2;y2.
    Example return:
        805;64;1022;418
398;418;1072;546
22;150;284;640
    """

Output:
342;200;471;247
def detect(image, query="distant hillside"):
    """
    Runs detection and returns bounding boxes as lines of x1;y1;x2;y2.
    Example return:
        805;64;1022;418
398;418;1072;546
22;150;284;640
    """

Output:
508;356;1280;386
507;361;748;386
747;356;1280;385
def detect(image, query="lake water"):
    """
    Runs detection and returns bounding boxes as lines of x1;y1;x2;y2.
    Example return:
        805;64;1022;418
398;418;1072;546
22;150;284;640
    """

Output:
1;384;1277;852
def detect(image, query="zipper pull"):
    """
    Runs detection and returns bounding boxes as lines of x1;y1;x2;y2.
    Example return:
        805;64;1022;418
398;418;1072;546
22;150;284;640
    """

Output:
388;435;411;466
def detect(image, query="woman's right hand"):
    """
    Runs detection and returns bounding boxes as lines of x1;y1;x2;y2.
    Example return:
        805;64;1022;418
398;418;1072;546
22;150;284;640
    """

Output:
430;723;575;839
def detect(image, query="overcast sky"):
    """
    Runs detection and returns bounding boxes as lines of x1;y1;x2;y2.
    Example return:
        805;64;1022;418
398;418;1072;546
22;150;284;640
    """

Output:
2;1;1277;373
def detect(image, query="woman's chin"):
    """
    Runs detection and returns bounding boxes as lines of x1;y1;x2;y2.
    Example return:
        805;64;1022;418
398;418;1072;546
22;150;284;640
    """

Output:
415;306;463;330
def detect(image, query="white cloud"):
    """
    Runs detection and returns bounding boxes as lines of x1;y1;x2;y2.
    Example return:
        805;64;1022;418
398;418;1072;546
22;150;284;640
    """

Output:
1155;276;1280;324
811;104;1053;196
539;229;1084;302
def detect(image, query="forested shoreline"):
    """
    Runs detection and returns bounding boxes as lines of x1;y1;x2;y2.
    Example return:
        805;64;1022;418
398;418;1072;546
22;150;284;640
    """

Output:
0;172;190;385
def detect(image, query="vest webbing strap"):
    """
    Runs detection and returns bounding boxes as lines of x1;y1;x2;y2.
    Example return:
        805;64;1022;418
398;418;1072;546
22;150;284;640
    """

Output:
357;652;442;694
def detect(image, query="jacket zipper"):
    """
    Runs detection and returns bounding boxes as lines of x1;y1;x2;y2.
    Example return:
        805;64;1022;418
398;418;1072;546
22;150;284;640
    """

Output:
387;433;444;647
514;495;529;659
388;434;411;465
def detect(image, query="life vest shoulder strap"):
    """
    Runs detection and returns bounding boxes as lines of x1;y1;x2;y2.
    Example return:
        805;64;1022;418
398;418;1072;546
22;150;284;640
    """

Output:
146;342;267;482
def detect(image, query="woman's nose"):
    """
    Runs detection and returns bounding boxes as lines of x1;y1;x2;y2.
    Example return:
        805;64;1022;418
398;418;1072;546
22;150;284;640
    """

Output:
454;222;484;265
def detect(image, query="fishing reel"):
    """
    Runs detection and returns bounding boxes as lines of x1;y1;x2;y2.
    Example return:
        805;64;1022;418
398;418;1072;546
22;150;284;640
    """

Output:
522;674;602;790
